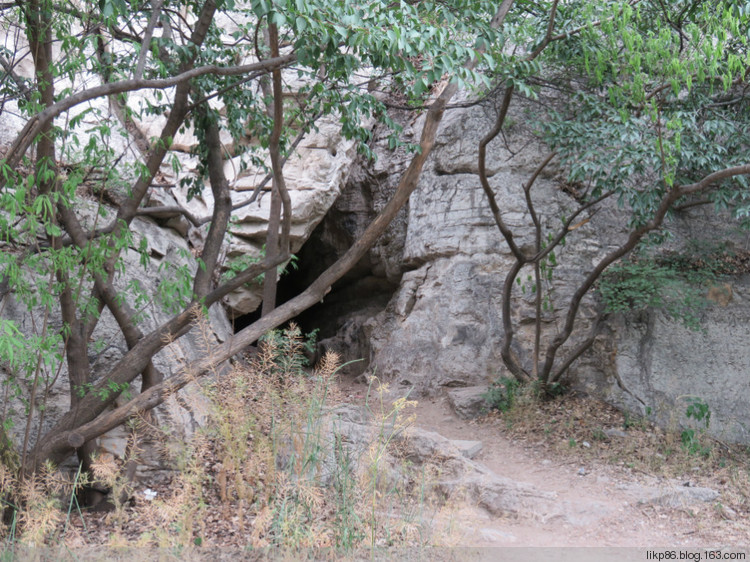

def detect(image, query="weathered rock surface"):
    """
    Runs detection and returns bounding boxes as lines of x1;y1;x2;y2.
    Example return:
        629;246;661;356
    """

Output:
318;91;750;444
169;113;363;316
360;95;628;395
450;439;484;459
321;405;567;521
643;484;719;508
578;294;750;444
447;386;491;420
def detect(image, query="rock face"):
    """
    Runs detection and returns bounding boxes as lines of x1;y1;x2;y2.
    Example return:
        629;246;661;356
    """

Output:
578;291;750;444
170;113;363;316
315;92;750;444
281;114;416;371
573;203;750;444
359;96;629;394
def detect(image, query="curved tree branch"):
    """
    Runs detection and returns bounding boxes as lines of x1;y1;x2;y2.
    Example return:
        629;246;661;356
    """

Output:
27;0;519;473
540;165;750;383
193;112;233;298
1;52;297;176
134;0;163;80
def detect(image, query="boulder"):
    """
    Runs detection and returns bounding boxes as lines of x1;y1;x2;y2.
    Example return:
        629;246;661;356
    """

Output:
447;386;492;420
450;439;484;459
321;406;562;520
644;485;719;508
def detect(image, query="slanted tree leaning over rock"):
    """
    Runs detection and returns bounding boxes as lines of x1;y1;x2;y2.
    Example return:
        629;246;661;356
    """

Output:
0;0;519;477
2;0;748;482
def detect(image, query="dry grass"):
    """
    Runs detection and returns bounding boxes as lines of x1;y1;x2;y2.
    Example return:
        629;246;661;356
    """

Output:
1;323;445;554
0;460;87;548
7;317;748;552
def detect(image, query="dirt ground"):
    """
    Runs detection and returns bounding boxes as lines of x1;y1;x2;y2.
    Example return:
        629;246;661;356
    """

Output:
339;376;750;548
56;373;749;555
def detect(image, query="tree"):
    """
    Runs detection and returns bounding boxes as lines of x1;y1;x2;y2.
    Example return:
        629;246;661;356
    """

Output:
477;0;750;389
7;0;743;483
0;0;522;478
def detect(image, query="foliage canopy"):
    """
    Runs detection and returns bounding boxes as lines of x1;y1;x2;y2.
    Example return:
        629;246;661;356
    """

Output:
0;0;749;480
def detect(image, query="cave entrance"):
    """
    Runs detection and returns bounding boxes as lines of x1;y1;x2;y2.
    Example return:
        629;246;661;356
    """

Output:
274;221;397;342
230;217;399;373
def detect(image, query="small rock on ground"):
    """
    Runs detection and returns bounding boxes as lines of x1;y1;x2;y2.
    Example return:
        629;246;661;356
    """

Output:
450;439;483;459
447;386;490;419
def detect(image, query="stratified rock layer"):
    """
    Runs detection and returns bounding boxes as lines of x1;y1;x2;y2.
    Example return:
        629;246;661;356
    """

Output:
338;93;750;444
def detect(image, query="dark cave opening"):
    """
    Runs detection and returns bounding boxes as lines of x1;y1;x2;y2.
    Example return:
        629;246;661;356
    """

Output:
229;211;400;371
280;216;398;340
231;304;261;333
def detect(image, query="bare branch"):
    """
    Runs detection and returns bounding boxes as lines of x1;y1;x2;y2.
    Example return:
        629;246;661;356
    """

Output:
225;110;323;219
262;22;291;316
532;189;614;264
0;54;33;102
193;112;233;297
134;0;163;80
57;205;164;390
2;52;297;175
95;28;152;156
27;250;289;470
478;86;524;260
679;164;750;196
549;316;602;383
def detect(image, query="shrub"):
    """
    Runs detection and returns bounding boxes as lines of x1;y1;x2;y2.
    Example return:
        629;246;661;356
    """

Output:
681;397;712;457
598;255;716;330
483;377;521;413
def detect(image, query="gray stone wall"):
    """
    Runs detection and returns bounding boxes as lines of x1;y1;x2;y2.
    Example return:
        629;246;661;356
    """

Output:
362;95;628;394
350;93;750;444
579;285;750;444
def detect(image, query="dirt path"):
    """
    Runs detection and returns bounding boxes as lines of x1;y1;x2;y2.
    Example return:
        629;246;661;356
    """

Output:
340;378;750;548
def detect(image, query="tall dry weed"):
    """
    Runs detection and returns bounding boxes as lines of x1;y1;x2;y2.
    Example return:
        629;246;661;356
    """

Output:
2;317;446;553
1;460;86;548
